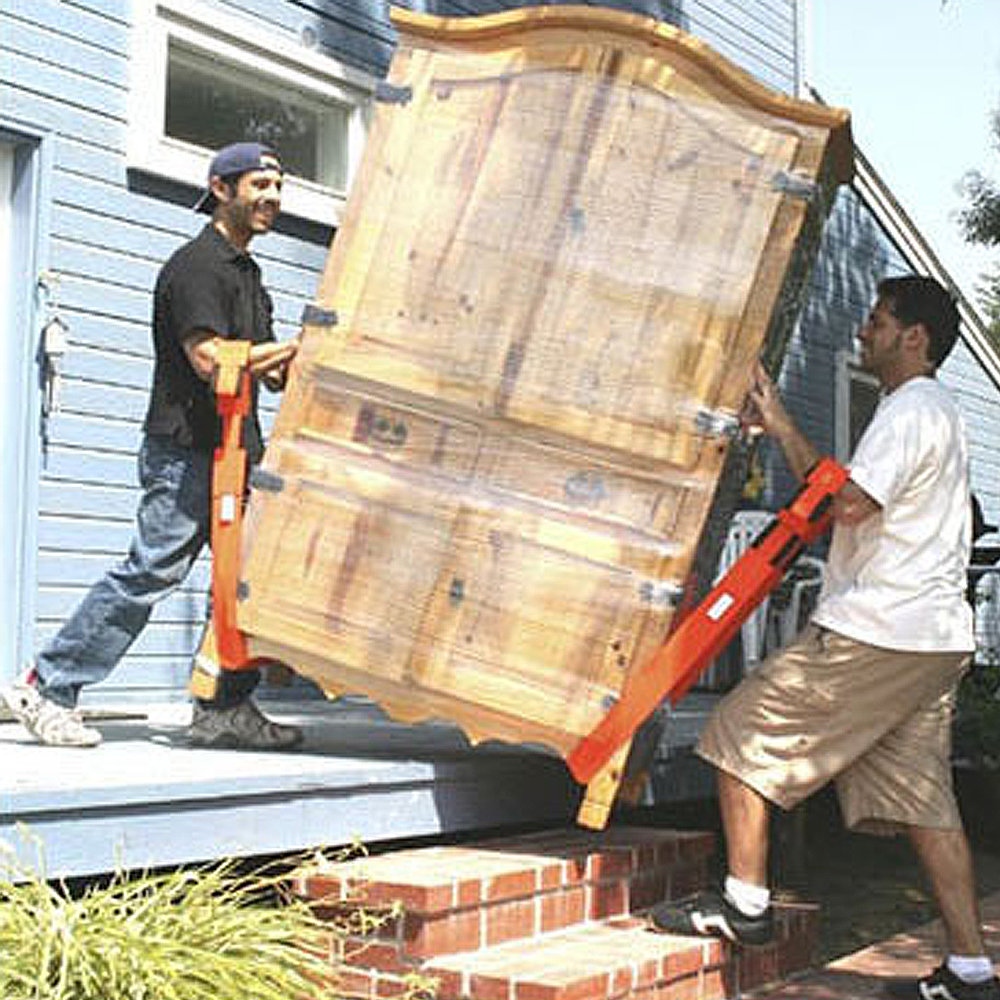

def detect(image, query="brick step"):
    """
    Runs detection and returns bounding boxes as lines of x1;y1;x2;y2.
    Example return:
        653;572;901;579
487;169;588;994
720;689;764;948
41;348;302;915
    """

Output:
342;906;819;1000
296;827;715;968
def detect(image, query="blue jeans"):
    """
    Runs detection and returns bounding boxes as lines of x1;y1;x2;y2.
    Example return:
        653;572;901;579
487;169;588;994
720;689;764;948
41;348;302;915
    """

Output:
36;436;259;710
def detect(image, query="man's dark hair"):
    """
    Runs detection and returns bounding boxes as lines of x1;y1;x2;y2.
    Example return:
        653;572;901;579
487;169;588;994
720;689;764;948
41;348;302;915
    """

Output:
877;275;960;369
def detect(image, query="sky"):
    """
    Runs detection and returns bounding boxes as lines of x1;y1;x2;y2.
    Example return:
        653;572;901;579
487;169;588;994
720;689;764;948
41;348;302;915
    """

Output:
806;0;1000;305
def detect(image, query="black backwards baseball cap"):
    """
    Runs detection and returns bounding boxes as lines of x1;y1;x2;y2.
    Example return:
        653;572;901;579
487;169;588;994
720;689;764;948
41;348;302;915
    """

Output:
193;141;283;214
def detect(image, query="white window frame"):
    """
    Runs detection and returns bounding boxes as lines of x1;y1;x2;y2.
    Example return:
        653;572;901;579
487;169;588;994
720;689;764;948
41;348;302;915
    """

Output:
130;0;376;226
834;348;881;463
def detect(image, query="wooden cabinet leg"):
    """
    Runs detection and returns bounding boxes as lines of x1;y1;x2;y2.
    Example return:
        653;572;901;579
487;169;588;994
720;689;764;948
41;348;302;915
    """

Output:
577;742;632;829
189;625;221;700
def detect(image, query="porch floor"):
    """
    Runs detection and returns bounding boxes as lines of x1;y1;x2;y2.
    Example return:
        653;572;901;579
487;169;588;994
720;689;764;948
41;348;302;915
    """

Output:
1;694;713;879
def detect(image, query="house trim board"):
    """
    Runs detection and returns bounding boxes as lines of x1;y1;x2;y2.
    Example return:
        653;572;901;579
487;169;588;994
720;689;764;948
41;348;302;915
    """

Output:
0;120;52;685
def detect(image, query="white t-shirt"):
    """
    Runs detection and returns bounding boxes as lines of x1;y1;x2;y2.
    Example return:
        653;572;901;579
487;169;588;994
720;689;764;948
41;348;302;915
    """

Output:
812;376;975;652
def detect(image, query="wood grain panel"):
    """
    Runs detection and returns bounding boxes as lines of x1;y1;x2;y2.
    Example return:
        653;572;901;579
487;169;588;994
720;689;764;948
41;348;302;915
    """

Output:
240;5;852;793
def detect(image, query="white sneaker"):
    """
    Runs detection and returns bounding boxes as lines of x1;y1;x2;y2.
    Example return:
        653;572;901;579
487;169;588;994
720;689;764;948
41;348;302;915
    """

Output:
1;667;102;747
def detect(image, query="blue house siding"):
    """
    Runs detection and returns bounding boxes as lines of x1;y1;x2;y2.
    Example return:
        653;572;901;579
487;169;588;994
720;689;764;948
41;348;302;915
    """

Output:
944;344;1000;522
399;0;797;94
771;181;1000;530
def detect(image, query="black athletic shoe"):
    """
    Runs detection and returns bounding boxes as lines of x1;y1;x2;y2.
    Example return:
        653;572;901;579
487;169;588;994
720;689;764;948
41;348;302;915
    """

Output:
884;965;1000;1000
648;887;774;946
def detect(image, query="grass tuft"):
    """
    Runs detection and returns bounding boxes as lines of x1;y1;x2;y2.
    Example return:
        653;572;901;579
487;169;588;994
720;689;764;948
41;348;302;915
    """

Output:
0;832;433;1000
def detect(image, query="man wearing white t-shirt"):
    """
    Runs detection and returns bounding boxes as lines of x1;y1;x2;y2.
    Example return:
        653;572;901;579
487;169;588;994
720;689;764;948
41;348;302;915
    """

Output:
652;276;998;1000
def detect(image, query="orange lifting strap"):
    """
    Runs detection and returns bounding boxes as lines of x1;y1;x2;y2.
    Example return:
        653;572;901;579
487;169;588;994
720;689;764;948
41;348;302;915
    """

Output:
567;457;850;785
210;340;253;671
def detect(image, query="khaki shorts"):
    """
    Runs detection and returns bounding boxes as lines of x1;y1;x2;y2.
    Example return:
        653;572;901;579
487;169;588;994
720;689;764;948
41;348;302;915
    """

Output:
697;625;969;834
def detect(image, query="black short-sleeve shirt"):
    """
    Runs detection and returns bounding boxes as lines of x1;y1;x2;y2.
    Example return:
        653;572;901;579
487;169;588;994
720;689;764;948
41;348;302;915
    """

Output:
143;224;275;463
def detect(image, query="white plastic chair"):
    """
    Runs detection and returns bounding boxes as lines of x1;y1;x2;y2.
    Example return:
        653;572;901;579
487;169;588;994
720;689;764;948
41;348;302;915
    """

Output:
714;510;825;675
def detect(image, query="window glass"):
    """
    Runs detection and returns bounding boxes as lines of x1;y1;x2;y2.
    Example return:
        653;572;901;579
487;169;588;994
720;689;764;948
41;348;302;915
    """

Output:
847;367;881;453
166;41;351;193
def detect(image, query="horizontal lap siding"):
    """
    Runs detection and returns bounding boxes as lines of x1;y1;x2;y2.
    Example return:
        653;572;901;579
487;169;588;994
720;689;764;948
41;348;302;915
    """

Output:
6;0;803;700
411;0;798;93
4;0;330;698
943;345;1000;525
775;186;1000;531
772;190;911;509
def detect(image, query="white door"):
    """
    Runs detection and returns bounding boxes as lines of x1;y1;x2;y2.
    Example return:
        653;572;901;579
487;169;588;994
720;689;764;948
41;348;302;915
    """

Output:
0;138;38;683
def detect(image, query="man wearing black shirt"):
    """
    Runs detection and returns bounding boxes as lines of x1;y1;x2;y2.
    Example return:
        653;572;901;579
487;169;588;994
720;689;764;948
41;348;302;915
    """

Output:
2;142;302;750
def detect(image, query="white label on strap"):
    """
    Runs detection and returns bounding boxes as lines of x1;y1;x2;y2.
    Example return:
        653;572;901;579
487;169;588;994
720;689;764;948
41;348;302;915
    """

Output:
706;592;735;622
220;494;237;524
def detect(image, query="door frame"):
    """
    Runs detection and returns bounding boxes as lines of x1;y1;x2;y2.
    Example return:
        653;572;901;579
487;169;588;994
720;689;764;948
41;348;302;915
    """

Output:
0;122;52;683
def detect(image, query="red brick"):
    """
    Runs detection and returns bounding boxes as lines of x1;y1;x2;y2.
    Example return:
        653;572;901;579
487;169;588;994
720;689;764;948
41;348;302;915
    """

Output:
403;908;481;959
364;880;456;913
564;856;590;886
635;957;660;989
540;886;587;934
539;862;566;891
654;839;680;866
700;963;735;1000
294;871;347;902
629;842;659;871
588;882;627;920
456;878;483;908
562;972;612;1000
422;966;465;1000
662;945;704;981
604;915;642;930
484;897;538;947
374;972;420;998
517;973;608;1000
611;965;634;996
484;868;539;903
674;835;715;863
514;983;559;1000
738;945;780;992
335;967;376;999
628;872;667;911
657;972;700;1000
469;973;513;1000
702;940;725;968
372;911;404;941
304;896;399;931
669;861;707;900
587;848;635;880
342;939;411;975
778;931;816;979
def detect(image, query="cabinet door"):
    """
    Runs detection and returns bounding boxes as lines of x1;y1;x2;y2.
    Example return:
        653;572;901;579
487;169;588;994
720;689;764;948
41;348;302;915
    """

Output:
240;380;479;682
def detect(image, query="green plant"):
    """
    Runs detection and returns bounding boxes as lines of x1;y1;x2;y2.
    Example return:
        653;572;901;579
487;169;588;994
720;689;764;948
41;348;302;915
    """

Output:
0;836;433;1000
954;662;1000;770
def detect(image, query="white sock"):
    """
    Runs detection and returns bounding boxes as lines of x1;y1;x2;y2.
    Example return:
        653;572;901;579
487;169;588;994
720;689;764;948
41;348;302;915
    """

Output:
724;874;770;917
947;955;995;984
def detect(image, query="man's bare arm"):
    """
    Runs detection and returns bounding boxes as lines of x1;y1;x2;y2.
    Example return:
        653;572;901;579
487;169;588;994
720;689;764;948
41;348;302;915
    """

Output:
183;331;298;383
746;363;881;525
831;481;881;525
745;364;820;481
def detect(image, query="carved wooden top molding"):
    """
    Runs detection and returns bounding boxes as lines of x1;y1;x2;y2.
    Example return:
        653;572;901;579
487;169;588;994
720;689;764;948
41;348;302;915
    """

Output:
390;4;853;182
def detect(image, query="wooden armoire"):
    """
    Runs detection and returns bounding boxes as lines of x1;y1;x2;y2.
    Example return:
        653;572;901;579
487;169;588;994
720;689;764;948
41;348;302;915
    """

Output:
236;6;853;822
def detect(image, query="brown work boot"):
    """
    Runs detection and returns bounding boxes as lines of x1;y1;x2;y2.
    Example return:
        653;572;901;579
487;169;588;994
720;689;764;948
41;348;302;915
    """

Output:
188;699;303;751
